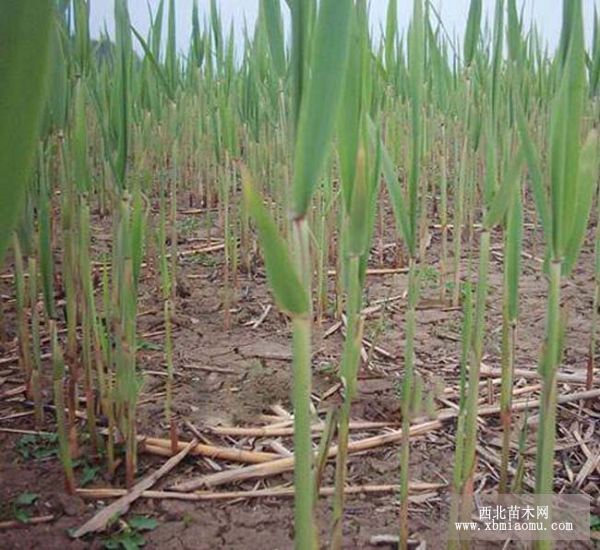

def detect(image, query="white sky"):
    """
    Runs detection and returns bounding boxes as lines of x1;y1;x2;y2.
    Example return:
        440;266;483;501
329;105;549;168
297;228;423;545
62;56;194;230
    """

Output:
89;0;599;57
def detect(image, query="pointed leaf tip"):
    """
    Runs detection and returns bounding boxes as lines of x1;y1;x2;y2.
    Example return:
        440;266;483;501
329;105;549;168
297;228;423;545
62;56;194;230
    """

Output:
241;166;310;316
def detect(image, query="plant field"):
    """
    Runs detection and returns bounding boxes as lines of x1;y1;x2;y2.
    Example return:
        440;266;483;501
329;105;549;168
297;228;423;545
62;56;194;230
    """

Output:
0;0;599;548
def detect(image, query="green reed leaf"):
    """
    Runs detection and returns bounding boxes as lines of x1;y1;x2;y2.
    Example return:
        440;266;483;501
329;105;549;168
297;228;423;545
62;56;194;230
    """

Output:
563;130;599;276
242;167;309;316
292;0;352;217
0;1;53;264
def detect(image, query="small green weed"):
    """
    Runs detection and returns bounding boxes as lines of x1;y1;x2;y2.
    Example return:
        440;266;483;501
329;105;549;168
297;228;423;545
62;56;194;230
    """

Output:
102;516;158;550
12;491;39;523
16;433;58;460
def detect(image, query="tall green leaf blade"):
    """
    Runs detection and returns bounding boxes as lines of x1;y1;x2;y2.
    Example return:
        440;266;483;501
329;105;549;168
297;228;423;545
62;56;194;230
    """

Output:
490;0;504;116
348;145;369;256
557;0;585;257
131;26;175;100
406;0;424;256
45;21;68;133
190;0;204;69
287;0;313;137
463;0;482;67
484;150;523;229
516;99;551;245
74;0;91;74
563;130;599;275
130;186;147;289
506;0;523;64
166;0;177;90
261;0;286;79
482;114;497;209
242;167;309;316
114;0;131;188
380;134;411;249
385;0;397;74
337;9;360;210
0;0;53;263
505;190;523;322
72;78;90;193
291;0;352;217
151;0;164;59
591;7;600;96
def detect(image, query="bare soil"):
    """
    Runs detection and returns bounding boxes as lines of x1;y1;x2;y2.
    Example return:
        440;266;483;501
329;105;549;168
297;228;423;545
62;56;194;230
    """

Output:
0;196;598;549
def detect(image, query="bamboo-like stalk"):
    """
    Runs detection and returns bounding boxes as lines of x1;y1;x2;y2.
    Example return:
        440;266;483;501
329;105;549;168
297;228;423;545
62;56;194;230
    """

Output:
51;320;76;495
451;82;471;308
79;201;98;452
535;261;561;495
399;257;419;548
164;298;177;453
459;229;490;508
588;187;600;389
499;312;516;492
448;282;474;549
59;136;80;460
13;236;32;394
439;124;449;303
28;257;43;427
37;143;55;321
290;217;316;550
499;190;522;492
121;256;138;489
221;157;232;330
331;255;363;549
100;256;116;476
169;145;178;304
158;176;177;453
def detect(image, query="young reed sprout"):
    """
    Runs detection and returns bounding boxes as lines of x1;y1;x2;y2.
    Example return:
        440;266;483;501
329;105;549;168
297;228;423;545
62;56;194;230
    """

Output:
244;1;352;546
518;3;598;538
332;127;382;548
112;191;146;487
380;0;427;544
